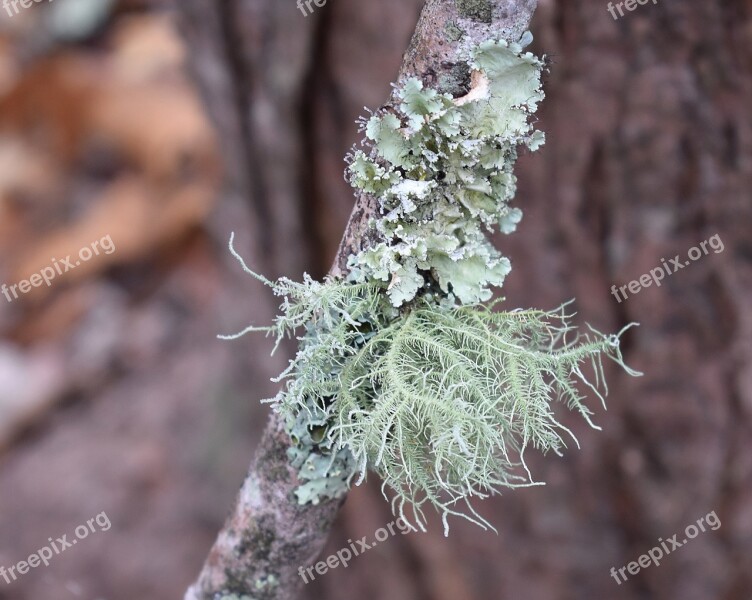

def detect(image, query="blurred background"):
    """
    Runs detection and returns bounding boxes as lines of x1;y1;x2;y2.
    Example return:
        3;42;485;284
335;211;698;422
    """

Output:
0;0;750;599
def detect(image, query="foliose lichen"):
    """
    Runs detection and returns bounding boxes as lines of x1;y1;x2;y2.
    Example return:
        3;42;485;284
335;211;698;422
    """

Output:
346;38;545;307
286;395;355;505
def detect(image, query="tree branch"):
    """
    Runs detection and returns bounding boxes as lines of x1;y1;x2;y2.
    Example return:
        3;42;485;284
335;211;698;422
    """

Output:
183;1;538;598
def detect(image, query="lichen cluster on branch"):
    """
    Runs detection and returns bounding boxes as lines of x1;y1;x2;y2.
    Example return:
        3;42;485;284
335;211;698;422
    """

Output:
223;34;640;534
347;37;545;307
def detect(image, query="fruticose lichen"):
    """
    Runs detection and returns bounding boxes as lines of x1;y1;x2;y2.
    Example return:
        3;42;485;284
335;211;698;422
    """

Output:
222;34;641;535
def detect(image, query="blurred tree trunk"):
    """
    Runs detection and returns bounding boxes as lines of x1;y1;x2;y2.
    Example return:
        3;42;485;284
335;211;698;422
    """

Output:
178;0;752;599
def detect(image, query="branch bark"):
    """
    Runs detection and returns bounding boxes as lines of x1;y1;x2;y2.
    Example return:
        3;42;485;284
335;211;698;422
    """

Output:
182;1;538;598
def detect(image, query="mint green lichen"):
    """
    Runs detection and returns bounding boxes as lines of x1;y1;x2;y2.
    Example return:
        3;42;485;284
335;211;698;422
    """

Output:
346;39;545;306
222;35;641;534
287;395;355;504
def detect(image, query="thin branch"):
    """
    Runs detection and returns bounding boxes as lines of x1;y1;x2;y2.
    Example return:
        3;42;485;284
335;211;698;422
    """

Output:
182;1;538;598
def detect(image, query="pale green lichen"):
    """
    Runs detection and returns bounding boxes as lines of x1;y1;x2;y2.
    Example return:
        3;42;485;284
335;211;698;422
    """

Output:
286;395;355;504
226;261;639;533
222;35;642;534
219;241;387;504
346;38;545;307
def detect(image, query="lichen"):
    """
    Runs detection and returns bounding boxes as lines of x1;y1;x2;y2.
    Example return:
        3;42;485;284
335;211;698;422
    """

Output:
346;38;545;307
254;575;278;591
221;34;641;534
229;266;639;533
253;447;289;487
220;257;390;506
237;516;276;561
456;0;492;23
444;20;465;42
437;61;471;96
286;395;355;504
218;567;277;600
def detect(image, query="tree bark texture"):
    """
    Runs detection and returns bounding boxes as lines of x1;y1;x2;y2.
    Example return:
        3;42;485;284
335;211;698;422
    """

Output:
180;0;752;599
